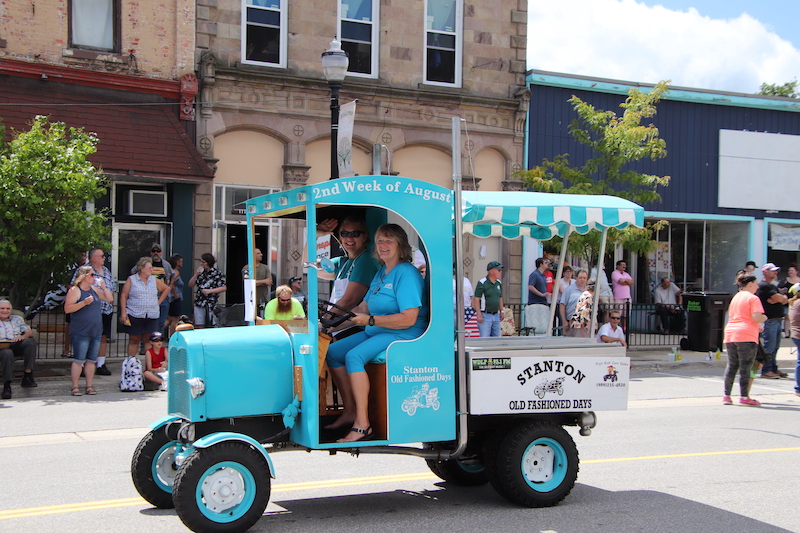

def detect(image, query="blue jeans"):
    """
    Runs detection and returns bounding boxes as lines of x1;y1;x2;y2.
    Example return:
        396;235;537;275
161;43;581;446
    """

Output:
792;338;800;393
761;318;782;375
158;299;170;331
72;333;101;363
478;312;501;337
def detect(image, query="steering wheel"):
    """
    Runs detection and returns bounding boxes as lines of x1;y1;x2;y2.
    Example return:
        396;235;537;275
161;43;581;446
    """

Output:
318;299;356;329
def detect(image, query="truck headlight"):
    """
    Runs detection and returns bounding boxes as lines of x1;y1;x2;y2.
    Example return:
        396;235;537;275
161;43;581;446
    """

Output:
186;377;205;399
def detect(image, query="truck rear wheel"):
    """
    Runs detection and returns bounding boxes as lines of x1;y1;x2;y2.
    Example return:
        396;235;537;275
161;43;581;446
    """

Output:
173;441;271;533
485;421;578;507
426;454;488;486
131;429;179;508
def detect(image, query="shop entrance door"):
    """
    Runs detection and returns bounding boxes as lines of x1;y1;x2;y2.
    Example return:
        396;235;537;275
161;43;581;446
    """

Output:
224;224;271;304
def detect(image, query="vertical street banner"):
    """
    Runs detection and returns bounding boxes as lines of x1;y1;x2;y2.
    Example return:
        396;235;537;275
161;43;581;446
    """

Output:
338;100;357;178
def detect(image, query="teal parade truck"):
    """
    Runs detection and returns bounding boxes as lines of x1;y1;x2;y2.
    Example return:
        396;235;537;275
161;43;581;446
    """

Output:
131;173;641;533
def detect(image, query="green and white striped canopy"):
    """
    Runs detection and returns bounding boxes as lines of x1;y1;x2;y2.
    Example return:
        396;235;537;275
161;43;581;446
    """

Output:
461;191;644;240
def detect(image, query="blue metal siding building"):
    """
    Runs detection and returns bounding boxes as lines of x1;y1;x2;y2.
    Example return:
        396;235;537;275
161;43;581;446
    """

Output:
525;71;800;296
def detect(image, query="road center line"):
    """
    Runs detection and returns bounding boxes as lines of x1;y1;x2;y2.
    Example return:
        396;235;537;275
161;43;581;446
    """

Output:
2;448;798;520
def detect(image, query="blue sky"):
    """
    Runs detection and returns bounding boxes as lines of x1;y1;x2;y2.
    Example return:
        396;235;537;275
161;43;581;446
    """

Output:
528;0;800;94
648;1;800;48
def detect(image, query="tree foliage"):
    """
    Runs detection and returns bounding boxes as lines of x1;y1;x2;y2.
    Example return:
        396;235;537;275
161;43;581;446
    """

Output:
0;115;110;310
758;80;799;98
515;81;671;263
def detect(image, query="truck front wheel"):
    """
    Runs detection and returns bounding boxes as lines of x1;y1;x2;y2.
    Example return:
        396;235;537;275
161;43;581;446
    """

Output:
173;441;271;533
131;429;179;508
486;421;578;507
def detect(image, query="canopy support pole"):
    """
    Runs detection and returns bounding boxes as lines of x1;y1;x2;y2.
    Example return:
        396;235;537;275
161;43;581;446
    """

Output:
589;227;609;338
547;228;572;336
451;116;468;460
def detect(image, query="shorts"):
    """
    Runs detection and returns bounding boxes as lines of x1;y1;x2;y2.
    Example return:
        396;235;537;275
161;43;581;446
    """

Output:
128;316;158;337
194;306;217;327
168;298;182;317
72;333;101;363
102;312;113;338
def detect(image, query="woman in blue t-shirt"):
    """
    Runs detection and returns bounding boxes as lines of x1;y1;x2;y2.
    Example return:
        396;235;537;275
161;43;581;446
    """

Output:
325;223;428;442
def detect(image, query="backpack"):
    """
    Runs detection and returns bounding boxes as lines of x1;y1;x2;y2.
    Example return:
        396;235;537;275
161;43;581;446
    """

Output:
120;356;144;392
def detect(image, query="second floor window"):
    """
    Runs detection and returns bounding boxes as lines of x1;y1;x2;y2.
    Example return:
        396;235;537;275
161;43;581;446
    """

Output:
339;0;379;77
243;0;287;67
424;0;462;86
70;0;117;51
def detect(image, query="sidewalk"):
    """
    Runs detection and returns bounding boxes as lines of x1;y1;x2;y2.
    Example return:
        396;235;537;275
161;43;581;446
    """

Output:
6;345;799;399
628;344;797;372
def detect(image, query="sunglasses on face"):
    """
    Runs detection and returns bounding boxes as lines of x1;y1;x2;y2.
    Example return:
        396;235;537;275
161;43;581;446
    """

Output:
279;298;291;303
152;249;161;253
610;316;621;320
340;231;364;238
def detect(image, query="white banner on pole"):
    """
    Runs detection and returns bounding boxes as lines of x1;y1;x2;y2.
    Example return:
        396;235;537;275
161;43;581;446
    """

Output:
338;100;357;178
244;279;257;322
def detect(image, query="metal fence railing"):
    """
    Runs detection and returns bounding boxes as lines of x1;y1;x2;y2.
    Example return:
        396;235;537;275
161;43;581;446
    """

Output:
510;302;687;348
27;299;686;359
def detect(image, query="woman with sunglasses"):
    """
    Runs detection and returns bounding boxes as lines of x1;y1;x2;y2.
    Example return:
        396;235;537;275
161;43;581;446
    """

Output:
325;224;428;442
64;265;113;396
316;215;380;337
264;285;306;320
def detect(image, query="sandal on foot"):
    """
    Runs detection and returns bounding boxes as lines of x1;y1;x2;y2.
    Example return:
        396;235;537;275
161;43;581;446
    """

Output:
85;387;97;396
337;426;373;443
71;387;82;396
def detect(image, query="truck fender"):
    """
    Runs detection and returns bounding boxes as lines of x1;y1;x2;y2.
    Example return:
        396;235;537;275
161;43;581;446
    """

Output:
191;432;276;478
147;415;183;431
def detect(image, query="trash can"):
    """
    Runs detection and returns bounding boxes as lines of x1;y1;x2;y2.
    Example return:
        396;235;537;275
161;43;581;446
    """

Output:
681;292;733;352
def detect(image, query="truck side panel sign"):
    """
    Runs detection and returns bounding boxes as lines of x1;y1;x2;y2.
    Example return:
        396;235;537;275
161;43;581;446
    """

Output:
468;355;629;414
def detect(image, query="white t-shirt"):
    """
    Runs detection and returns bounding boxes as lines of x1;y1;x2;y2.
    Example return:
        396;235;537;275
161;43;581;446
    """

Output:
591;267;613;299
654;283;681;305
596;322;626;344
454;277;474;308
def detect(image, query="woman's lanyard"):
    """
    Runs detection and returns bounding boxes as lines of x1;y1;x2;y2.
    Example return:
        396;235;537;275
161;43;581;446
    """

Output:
332;251;364;304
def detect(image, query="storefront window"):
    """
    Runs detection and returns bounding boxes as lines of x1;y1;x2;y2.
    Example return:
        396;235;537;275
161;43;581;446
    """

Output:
647;219;749;297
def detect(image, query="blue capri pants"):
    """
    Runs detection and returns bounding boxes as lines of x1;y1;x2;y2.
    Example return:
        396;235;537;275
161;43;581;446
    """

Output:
326;328;421;374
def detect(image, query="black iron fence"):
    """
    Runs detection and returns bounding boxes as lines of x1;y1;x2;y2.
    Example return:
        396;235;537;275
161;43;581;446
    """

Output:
508;302;687;348
28;300;687;359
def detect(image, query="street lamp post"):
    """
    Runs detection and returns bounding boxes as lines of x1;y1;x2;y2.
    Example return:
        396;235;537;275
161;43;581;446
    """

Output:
321;37;349;180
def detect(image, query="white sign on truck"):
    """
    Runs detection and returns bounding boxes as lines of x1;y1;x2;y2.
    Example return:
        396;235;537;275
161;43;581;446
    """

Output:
467;338;629;415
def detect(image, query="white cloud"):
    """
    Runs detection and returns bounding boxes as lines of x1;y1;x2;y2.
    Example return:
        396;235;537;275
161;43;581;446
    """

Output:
527;0;800;93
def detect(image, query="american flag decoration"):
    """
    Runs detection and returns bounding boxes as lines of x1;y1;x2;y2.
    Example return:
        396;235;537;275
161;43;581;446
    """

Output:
464;307;480;338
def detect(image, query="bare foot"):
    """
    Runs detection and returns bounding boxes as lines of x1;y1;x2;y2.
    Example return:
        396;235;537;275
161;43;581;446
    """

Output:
336;426;373;443
324;414;355;430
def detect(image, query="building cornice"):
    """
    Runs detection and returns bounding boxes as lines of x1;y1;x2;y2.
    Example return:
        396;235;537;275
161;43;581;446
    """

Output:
526;69;800;113
0;58;181;99
215;65;520;110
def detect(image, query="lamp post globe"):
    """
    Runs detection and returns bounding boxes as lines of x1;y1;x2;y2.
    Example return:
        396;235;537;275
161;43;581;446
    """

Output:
321;38;349;180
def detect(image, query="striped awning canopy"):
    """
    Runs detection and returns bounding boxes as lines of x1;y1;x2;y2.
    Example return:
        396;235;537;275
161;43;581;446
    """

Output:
461;191;644;240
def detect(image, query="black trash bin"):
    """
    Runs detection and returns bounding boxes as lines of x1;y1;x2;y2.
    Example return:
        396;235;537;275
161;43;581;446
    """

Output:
681;292;733;352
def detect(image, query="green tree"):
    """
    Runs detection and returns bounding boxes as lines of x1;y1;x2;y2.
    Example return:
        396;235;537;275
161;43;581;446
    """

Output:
516;81;671;263
758;80;798;98
0;115;110;311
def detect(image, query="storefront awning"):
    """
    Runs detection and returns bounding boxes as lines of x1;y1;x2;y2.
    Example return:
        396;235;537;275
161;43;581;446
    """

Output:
0;73;213;182
461;191;644;239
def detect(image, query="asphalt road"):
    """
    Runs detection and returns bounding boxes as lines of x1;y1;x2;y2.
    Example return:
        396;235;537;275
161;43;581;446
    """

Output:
1;365;798;533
